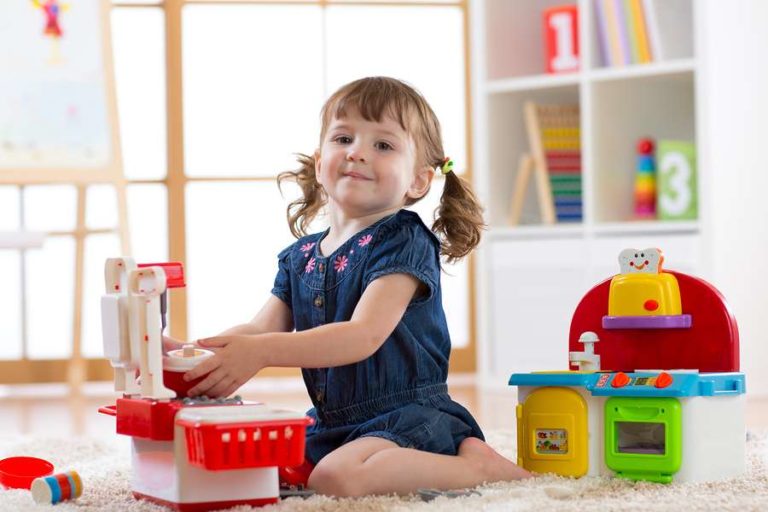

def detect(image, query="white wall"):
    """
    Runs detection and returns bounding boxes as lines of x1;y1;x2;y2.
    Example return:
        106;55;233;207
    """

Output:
699;0;768;395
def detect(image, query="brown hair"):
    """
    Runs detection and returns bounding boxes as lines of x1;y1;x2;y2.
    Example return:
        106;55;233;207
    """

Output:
278;76;485;263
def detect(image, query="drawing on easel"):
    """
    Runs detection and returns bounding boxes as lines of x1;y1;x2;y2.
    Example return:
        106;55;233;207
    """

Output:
0;0;121;182
508;102;582;225
31;0;69;63
0;0;129;387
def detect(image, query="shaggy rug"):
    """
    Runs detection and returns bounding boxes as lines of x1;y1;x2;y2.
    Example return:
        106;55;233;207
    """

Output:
1;430;767;512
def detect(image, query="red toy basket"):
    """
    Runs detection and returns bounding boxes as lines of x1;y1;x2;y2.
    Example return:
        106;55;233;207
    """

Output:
179;416;313;471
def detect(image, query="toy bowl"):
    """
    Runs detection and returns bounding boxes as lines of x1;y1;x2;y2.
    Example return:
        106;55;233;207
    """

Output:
163;345;214;397
0;456;54;489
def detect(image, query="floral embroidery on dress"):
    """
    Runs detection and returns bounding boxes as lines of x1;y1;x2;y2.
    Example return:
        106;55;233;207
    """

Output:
334;255;348;273
301;242;316;257
305;257;316;274
358;234;373;247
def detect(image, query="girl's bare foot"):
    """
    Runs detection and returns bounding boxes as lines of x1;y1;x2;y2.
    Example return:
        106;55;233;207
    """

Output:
458;437;533;482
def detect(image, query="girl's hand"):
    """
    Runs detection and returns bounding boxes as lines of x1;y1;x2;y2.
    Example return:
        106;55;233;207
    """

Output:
183;336;265;398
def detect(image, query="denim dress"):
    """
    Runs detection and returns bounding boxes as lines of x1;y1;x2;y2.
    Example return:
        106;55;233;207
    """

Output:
271;209;484;464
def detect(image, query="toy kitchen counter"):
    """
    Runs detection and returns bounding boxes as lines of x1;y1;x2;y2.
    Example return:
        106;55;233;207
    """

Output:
508;249;747;484
509;370;746;483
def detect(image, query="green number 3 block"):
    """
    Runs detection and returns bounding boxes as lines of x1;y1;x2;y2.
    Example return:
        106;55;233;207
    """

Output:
657;140;697;220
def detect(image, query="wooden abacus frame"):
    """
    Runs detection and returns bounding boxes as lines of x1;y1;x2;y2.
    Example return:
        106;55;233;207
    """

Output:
508;102;580;225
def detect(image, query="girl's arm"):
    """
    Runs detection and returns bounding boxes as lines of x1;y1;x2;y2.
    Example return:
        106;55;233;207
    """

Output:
163;295;294;352
217;295;295;336
185;273;420;397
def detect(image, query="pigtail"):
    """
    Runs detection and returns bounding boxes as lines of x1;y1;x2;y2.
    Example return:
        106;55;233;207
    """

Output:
432;170;485;264
277;153;326;239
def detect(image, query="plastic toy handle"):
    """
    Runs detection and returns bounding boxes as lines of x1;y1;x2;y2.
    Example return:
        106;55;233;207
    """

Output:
138;262;185;288
708;388;743;396
698;378;745;396
98;405;117;416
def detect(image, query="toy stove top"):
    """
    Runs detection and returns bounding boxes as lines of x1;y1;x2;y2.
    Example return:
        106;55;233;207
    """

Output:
103;396;311;442
508;370;745;398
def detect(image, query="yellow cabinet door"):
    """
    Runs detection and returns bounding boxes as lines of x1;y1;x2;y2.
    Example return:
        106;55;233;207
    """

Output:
517;387;589;477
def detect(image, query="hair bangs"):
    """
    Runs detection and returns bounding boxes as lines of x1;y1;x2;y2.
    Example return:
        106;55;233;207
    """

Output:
321;78;419;136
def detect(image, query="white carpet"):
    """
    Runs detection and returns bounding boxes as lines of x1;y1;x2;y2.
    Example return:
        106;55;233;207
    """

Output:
1;430;767;512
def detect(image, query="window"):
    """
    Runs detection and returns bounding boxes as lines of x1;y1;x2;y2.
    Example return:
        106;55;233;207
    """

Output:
0;0;474;382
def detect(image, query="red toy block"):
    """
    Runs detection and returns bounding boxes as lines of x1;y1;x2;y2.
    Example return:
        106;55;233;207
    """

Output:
637;138;655;154
544;5;580;74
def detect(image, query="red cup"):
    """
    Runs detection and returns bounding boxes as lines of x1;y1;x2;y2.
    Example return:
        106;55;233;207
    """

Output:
0;456;54;489
163;369;207;397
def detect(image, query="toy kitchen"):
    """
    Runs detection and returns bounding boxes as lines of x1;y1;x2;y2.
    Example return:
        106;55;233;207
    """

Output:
509;248;746;484
99;258;312;511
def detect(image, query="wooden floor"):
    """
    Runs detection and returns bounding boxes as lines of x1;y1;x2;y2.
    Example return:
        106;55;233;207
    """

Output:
1;377;766;440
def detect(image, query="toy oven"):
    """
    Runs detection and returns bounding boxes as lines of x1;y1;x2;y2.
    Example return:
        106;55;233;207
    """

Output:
604;396;682;483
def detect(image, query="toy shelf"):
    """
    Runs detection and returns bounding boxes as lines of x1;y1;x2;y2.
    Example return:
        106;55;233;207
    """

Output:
592;220;698;236
587;0;694;71
488;220;699;242
486;74;581;94
591;70;695;223
588;58;695;82
476;0;698;230
488;224;585;242
471;0;706;387
485;84;581;228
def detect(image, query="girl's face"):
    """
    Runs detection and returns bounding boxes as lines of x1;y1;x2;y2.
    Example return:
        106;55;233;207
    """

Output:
315;109;433;218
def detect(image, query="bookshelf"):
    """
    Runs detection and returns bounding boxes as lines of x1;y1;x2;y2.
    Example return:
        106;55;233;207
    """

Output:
470;0;705;386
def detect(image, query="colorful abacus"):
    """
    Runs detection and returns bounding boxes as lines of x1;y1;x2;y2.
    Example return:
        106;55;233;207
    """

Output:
543;122;582;222
634;138;656;219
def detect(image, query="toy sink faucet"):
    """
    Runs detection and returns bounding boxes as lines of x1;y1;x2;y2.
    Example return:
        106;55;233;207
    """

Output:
569;331;600;371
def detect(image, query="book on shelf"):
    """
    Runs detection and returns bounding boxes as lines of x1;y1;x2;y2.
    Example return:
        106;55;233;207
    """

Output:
613;0;632;65
594;0;678;67
631;0;653;62
646;0;693;60
593;0;610;66
642;0;663;61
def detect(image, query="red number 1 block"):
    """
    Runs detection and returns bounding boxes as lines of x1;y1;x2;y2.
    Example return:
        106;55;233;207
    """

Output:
544;5;580;74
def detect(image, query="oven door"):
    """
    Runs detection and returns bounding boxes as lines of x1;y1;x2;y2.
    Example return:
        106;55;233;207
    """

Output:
517;387;588;477
604;397;682;483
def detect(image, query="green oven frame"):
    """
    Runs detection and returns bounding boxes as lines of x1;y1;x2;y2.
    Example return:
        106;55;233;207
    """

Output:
604;397;682;483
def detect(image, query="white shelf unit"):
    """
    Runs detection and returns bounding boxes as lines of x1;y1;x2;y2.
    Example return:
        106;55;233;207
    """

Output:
471;0;707;387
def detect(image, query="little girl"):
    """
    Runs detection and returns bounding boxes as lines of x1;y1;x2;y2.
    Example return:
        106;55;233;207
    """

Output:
182;76;532;496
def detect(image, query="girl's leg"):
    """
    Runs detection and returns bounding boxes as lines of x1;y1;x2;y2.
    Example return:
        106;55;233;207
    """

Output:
307;436;531;497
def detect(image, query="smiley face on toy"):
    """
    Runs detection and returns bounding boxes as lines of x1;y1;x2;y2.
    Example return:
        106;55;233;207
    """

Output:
618;248;664;274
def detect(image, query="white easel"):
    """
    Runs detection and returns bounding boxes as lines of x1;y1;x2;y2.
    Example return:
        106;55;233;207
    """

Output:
0;0;129;389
